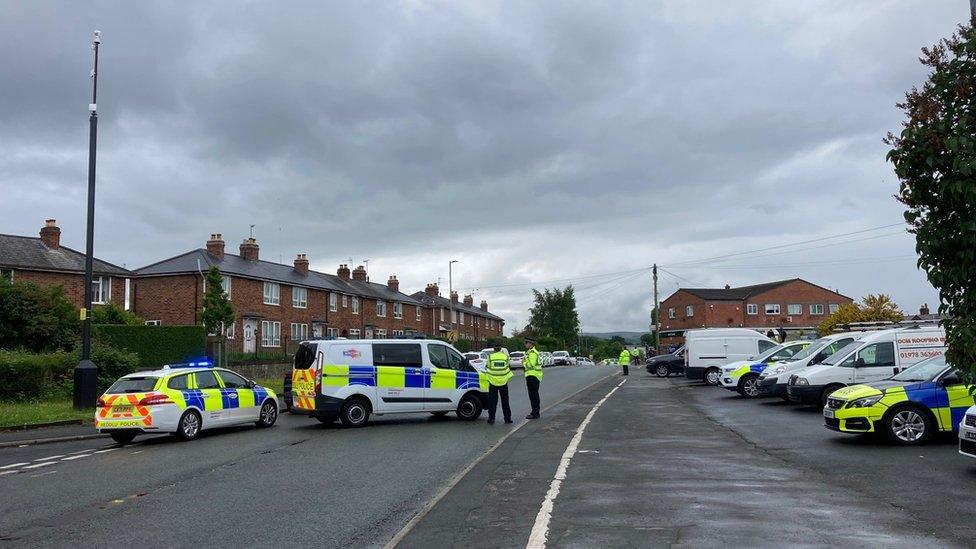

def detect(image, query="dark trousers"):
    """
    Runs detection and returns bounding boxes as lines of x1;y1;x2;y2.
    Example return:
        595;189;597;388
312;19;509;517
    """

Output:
487;384;511;421
526;376;540;415
622;364;629;376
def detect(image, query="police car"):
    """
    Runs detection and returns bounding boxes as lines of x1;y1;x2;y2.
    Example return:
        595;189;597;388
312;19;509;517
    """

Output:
958;405;976;459
291;339;489;427
96;362;279;444
823;355;973;445
718;340;811;397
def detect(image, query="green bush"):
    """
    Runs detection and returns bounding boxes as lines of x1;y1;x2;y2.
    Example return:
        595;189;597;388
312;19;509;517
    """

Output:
0;349;73;400
91;302;144;325
85;342;141;391
0;277;79;352
226;350;290;366
92;325;206;368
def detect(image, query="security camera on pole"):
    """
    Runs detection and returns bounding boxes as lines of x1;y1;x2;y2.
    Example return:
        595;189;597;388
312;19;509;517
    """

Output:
74;30;101;409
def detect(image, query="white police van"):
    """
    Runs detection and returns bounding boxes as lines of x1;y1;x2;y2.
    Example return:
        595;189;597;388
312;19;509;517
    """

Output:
684;328;777;385
291;339;489;427
786;327;946;407
756;332;863;400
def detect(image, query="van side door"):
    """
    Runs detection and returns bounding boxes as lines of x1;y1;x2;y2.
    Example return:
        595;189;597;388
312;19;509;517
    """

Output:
373;342;424;413
852;342;897;383
427;344;468;411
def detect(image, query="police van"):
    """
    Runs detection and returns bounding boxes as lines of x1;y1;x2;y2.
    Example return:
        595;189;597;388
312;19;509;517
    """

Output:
684;328;777;385
291;339;489;427
756;332;862;399
786;327;946;407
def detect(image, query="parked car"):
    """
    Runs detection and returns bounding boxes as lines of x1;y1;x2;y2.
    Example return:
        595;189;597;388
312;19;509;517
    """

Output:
757;332;861;400
465;352;487;372
645;346;685;377
540;352;553;367
718;340;812;397
577;357;594;366
509;351;525;369
684;328;777;385
551;351;573;366
959;405;976;459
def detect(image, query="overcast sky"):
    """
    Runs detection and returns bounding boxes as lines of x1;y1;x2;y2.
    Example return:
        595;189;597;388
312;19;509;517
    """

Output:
0;1;966;333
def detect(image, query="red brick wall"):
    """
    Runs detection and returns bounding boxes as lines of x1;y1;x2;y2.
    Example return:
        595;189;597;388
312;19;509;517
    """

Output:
659;291;708;331
132;274;198;326
743;280;852;329
14;269;127;310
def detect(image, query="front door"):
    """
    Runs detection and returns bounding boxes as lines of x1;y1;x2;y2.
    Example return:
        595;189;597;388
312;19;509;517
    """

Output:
243;320;257;353
365;327;374;339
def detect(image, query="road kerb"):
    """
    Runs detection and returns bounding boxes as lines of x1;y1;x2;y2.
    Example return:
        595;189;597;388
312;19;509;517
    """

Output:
0;433;107;449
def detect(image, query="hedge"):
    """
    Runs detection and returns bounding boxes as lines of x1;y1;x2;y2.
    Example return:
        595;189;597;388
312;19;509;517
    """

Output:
92;325;206;368
0;343;140;401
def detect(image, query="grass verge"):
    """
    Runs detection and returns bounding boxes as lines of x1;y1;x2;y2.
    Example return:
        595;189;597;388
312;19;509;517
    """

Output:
255;377;285;396
0;399;92;429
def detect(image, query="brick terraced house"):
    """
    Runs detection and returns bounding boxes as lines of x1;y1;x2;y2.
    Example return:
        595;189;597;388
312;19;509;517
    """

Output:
659;278;853;346
410;284;504;346
0;219;132;309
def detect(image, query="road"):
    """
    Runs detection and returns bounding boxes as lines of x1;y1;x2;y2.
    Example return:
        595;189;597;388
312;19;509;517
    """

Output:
0;366;612;547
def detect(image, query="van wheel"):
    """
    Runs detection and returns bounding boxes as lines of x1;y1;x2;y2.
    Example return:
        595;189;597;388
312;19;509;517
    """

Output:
456;393;483;421
110;431;137;444
704;368;721;386
255;400;278;428
655;364;670;377
738;374;760;398
884;405;933;445
820;385;845;409
339;397;371;428
175;410;201;441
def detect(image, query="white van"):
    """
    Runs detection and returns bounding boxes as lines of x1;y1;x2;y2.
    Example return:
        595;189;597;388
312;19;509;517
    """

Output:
291;339;488;427
684;328;777;385
756;331;863;400
786;327;946;407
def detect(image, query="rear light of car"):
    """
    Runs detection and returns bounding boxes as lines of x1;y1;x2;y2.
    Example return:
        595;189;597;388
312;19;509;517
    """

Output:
315;367;322;395
96;397;107;408
139;394;173;406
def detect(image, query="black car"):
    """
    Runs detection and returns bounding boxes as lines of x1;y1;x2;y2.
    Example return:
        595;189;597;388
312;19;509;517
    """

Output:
646;347;685;377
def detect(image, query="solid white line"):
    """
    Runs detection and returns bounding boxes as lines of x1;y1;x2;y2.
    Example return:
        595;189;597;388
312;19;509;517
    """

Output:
525;378;626;549
34;455;65;461
61;454;92;461
0;463;28;470
92;448;117;454
69;448;94;455
22;462;57;470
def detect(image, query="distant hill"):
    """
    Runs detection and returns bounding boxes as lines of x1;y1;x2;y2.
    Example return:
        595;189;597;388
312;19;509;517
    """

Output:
581;331;646;343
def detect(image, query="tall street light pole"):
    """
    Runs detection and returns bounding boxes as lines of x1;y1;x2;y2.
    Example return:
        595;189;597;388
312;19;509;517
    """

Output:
74;30;101;410
449;260;458;336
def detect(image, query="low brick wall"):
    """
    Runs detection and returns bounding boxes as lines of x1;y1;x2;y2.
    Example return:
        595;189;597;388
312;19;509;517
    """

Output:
232;363;292;380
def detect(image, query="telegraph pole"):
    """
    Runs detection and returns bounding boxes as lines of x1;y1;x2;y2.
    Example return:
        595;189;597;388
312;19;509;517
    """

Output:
74;30;101;409
652;264;659;349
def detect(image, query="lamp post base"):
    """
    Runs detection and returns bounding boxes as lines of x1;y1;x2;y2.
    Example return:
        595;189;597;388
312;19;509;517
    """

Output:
73;359;98;409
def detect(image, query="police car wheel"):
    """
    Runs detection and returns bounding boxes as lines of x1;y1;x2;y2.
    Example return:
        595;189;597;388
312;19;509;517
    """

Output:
655;364;670;377
704;368;721;386
176;410;201;441
738;375;760;398
339;397;371;428
884;405;933;445
456;393;483;421
109;431;137;444
256;400;278;428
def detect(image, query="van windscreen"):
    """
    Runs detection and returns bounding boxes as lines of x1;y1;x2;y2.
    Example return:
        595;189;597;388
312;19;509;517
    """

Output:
819;341;861;366
294;342;317;369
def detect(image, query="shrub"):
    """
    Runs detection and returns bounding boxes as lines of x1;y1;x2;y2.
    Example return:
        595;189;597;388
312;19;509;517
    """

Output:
0;349;73;400
0;277;79;352
92;325;206;368
91;302;144;325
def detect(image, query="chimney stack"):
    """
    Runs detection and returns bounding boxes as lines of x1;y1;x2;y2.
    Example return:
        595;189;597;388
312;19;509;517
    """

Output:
425;283;439;297
206;233;225;260
480;300;488;312
294;253;309;274
387;275;399;293
39;219;60;250
463;294;473;306
352;265;368;282
450;291;459;303
920;303;930;316
337;264;351;280
239;237;259;261
724;284;731;290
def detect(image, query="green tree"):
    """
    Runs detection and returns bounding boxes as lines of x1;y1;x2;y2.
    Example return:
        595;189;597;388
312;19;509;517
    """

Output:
887;21;976;384
817;295;906;336
528;286;580;349
640;333;656;347
201;266;235;344
0;277;79;352
92;302;143;325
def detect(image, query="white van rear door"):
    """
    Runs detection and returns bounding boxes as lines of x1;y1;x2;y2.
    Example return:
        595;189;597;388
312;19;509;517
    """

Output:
895;331;947;372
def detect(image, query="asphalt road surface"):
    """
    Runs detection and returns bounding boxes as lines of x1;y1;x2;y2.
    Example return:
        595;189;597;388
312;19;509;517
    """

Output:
0;366;612;547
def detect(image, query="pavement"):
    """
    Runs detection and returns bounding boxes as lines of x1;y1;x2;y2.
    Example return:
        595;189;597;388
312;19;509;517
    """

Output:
397;373;968;548
0;423;104;447
0;366;612;547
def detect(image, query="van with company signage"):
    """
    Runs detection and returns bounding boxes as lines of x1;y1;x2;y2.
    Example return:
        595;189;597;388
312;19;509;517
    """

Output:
291;339;489;427
786;326;946;408
684;328;778;385
756;331;863;400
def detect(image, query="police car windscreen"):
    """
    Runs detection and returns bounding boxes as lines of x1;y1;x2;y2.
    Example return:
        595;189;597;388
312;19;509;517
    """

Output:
107;377;157;394
295;342;316;369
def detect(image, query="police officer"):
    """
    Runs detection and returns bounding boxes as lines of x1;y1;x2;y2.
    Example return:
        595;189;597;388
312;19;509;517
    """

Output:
523;339;542;419
630;347;640;366
486;344;513;424
618;347;631;376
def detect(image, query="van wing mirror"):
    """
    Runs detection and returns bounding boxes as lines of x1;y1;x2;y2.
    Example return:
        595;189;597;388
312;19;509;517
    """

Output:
854;357;866;368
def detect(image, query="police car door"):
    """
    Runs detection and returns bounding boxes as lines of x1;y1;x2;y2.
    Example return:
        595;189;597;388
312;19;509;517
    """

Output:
427;343;461;411
215;369;256;423
193;370;227;425
941;369;974;431
373;342;425;413
852;341;897;384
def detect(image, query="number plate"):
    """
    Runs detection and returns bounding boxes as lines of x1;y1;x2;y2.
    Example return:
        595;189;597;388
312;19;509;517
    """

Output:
823;409;835;419
966;432;976;441
112;405;133;413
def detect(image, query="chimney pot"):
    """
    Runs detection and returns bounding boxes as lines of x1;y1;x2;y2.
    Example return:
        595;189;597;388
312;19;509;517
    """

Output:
480;300;488;312
450;291;459;303
39;219;61;249
352;265;368;282
463;294;474;306
337;264;351;280
239;237;259;261
294;253;309;274
724;284;730;290
207;233;226;260
425;283;439;297
387;275;399;292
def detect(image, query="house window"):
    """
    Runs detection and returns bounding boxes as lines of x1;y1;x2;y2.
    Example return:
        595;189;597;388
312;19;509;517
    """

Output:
393;329;404;337
342;294;348;307
393;302;403;319
92;276;111;304
222;276;232;299
329;293;338;312
765;304;780;315
327;327;339;338
293;287;308;308
263;282;280;305
348;328;361;339
145;320;161;326
460;311;465;324
440;308;445;322
291;323;309;341
809;304;825;315
746;304;758;315
451;310;457;323
415;306;422;322
685;305;694;317
787;304;802;315
226;322;235;339
376;328;387;338
352;297;360;314
377;301;387;317
0;269;13;281
668;307;676;319
261;321;281;347
829;303;840;314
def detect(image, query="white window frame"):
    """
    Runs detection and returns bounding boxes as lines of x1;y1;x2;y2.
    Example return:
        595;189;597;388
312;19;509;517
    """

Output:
685;305;694;317
416;306;422;322
261;321;281;347
460;311;465;324
222;275;232;300
377;301;387;317
787;304;802;315
292;286;308;309
765;303;781;315
809;304;825;315
291;323;309;341
326;327;339;338
263;282;280;306
145;320;161;326
352;297;360;315
828;303;840;314
393;329;404;337
342;294;348;308
226;321;235;339
376;328;387;338
348;328;361;339
92;276;111;304
329;293;338;312
746;303;758;315
668;307;676;319
440;308;445;322
393;302;403;319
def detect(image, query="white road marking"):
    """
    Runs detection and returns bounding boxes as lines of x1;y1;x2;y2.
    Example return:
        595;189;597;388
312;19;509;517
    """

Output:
22;462;57;470
69;449;94;455
92;448;117;454
526;378;626;549
61;454;92;461
0;463;28;470
129;450;143;455
34;455;65;461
